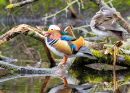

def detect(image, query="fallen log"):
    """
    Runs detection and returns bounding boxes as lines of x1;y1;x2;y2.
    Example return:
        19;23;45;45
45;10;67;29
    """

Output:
73;51;130;67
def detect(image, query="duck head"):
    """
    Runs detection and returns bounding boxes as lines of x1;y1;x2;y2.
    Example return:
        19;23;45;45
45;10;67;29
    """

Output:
44;25;64;36
93;6;113;19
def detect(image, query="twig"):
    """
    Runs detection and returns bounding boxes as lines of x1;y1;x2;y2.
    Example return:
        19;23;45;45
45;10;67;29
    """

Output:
6;0;39;9
42;0;78;20
113;41;123;67
113;41;123;92
72;24;96;35
72;24;90;30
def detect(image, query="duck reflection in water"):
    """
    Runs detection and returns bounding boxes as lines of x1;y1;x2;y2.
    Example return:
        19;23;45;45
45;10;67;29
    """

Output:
50;63;94;93
48;83;93;93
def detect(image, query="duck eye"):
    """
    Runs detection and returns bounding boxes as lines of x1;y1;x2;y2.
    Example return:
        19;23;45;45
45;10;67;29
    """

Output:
51;29;53;31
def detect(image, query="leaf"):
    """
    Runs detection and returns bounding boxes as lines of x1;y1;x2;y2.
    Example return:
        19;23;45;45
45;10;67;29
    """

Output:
6;4;13;9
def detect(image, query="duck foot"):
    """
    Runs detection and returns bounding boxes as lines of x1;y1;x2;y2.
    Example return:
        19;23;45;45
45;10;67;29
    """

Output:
58;56;67;66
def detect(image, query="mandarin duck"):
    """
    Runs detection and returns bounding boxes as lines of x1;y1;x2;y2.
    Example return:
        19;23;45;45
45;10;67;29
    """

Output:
90;6;127;41
44;25;96;65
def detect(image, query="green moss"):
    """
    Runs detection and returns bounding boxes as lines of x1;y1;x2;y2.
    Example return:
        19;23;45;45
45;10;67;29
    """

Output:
124;55;130;66
84;75;103;83
69;69;80;78
91;49;103;58
69;66;113;83
107;48;114;54
27;30;36;36
124;74;130;81
105;55;113;64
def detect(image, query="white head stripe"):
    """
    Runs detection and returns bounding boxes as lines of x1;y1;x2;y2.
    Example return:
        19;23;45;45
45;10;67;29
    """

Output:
49;25;61;30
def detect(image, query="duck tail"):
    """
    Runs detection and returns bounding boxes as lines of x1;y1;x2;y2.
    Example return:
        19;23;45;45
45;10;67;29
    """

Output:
78;45;97;60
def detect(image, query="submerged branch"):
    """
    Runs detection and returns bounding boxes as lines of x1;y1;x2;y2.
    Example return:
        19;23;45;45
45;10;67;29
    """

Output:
0;55;17;63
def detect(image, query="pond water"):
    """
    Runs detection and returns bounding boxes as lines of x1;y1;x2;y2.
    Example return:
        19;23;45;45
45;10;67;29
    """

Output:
0;59;130;93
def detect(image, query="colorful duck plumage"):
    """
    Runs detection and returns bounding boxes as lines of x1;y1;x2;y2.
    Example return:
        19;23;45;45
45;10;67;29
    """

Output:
44;25;96;65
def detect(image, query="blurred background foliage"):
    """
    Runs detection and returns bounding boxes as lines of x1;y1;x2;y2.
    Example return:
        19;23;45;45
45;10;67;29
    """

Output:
0;0;129;16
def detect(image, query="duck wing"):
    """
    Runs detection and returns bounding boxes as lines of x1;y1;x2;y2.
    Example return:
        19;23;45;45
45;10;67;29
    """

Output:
61;35;84;52
98;20;127;32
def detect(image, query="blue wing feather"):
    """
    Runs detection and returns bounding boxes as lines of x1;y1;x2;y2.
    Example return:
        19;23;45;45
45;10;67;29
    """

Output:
72;44;77;51
60;35;76;41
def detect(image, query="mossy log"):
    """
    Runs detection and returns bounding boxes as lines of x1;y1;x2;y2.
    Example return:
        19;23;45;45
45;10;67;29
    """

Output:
72;49;130;67
69;66;130;83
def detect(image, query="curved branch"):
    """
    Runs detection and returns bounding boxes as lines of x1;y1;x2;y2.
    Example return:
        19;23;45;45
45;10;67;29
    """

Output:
0;24;46;46
0;24;56;68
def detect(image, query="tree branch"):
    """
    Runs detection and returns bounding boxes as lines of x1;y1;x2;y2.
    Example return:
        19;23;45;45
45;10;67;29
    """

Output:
6;0;39;9
42;0;79;20
0;24;56;68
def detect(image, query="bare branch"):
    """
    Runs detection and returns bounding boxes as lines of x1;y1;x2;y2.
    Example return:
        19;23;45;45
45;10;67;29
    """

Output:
0;24;46;46
6;0;39;9
42;0;79;20
0;24;56;68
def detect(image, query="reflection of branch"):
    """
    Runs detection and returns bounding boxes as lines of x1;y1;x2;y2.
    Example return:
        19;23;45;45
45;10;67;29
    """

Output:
70;66;130;84
42;0;78;20
0;73;56;83
40;76;51;93
113;41;123;93
0;61;57;74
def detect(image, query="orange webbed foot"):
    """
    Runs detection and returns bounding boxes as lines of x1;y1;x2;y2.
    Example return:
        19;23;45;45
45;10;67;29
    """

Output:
58;56;67;66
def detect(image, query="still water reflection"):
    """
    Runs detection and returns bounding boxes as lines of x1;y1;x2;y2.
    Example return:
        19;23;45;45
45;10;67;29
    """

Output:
0;59;130;93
